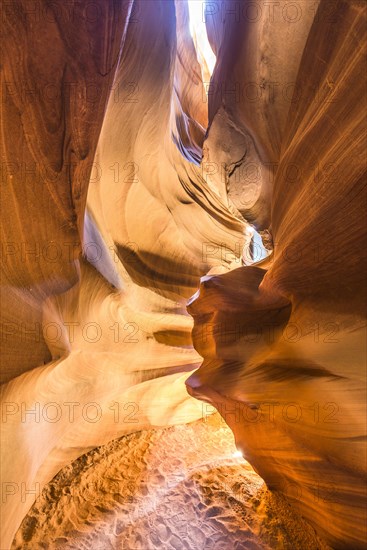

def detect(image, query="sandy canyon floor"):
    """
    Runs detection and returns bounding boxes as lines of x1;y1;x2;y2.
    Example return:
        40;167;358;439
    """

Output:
12;415;330;550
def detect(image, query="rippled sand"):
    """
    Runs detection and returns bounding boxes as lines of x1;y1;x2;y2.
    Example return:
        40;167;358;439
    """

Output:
12;416;329;549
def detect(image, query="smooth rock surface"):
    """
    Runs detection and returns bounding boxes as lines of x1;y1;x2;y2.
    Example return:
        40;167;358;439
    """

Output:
1;1;366;548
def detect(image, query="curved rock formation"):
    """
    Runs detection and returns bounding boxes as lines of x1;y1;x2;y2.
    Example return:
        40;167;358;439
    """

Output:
1;0;366;548
187;1;367;548
204;0;319;229
1;1;248;546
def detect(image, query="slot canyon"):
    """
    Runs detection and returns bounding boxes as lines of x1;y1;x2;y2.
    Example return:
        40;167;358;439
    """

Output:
1;1;366;549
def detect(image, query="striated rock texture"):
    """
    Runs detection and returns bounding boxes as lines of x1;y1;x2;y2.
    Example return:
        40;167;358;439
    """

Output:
203;0;319;229
0;0;366;549
1;0;134;381
187;1;367;548
1;1;248;546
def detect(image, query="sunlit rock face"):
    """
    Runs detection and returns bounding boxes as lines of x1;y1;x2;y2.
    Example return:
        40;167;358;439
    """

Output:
187;1;367;548
1;0;133;381
203;0;319;230
1;0;366;549
0;1;248;547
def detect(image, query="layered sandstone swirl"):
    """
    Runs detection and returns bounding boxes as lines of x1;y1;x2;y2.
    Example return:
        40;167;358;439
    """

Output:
1;1;366;549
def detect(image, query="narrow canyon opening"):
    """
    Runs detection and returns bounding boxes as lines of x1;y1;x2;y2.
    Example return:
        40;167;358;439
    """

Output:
1;1;366;549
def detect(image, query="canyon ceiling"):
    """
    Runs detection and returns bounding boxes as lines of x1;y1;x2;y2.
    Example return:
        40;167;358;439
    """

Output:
1;1;366;549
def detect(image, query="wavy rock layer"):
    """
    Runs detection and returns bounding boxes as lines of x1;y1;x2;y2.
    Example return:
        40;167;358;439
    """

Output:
1;0;366;549
187;1;367;548
1;1;248;546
